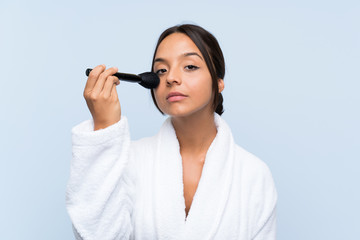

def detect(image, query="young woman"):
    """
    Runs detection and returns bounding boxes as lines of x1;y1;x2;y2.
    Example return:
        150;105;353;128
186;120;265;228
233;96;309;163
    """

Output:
67;24;277;240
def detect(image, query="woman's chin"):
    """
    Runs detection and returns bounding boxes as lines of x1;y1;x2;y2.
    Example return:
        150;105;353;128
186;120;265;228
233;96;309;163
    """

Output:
166;108;212;119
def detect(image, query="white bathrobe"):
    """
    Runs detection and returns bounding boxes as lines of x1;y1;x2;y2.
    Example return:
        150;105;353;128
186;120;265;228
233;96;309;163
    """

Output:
66;114;277;240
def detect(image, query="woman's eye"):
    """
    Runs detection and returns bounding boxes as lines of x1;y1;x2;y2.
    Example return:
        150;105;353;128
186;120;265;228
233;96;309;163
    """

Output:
185;65;199;70
155;69;167;75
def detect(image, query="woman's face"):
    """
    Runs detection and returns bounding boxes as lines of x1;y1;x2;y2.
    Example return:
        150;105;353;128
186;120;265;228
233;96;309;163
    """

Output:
153;33;220;118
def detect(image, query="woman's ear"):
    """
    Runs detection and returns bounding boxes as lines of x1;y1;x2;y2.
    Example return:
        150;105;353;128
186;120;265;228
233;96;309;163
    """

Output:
218;78;224;93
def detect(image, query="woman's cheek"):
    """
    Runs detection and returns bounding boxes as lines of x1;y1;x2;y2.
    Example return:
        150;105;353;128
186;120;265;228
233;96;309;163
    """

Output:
154;89;166;109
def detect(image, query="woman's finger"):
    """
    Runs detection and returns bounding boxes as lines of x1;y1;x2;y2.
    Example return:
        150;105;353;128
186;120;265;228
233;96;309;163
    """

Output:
102;75;119;98
84;64;105;95
110;81;119;101
92;67;118;97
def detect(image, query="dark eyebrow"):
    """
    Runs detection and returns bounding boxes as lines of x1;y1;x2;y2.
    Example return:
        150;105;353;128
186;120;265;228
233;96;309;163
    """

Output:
183;52;203;60
154;57;166;63
154;52;203;63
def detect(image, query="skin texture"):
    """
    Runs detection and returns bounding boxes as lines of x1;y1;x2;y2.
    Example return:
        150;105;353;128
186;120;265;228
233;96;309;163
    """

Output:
153;33;224;217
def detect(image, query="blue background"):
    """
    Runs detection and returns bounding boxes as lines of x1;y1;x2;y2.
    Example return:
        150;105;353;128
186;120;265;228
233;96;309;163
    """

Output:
0;0;359;239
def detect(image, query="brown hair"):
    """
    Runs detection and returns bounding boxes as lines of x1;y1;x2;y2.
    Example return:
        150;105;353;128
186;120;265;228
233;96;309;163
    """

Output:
150;24;225;115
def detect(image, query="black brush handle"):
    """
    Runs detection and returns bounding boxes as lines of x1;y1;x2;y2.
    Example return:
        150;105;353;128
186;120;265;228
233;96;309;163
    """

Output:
85;68;142;83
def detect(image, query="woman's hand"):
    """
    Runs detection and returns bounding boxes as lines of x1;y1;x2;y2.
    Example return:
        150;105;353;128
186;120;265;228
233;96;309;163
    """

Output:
83;64;121;131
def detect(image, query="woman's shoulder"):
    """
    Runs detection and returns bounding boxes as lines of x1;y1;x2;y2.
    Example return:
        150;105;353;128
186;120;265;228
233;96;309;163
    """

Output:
217;114;275;183
234;145;267;167
233;145;276;186
233;145;277;211
233;145;278;233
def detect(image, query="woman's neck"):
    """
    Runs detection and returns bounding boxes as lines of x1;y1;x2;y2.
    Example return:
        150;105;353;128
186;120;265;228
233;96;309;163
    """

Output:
171;111;217;158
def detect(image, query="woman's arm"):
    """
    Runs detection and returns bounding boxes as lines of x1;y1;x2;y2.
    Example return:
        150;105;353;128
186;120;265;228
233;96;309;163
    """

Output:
252;206;277;240
66;117;135;240
251;162;278;240
67;65;135;239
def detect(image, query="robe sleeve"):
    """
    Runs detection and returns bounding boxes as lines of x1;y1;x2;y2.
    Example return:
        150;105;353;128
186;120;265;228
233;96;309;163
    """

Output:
66;117;136;240
251;161;278;240
252;206;277;240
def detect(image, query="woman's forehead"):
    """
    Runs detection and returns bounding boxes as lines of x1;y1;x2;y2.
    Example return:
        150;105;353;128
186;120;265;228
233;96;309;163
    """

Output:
155;33;202;59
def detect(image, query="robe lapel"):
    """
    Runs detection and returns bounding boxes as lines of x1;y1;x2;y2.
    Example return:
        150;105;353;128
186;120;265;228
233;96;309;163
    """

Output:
153;114;235;240
184;114;235;239
153;118;186;239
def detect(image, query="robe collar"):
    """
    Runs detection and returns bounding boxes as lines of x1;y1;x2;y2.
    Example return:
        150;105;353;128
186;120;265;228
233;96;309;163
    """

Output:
153;113;236;239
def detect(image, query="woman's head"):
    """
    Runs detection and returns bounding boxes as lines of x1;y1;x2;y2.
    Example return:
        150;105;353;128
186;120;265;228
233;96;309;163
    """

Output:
151;24;225;116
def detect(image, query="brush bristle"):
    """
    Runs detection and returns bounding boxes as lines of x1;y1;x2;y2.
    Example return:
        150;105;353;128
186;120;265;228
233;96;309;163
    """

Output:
138;72;160;89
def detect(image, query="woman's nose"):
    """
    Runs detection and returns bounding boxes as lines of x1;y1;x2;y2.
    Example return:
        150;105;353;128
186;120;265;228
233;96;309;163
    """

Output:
166;68;182;86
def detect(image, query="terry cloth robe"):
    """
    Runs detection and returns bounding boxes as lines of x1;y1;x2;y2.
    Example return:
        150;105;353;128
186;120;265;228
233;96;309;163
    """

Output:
66;113;277;240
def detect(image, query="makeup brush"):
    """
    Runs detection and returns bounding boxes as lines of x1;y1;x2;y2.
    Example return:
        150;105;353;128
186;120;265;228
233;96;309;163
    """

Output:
85;68;160;89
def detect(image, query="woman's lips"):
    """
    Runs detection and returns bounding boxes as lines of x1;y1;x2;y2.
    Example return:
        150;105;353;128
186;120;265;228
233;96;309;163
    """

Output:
167;92;187;102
